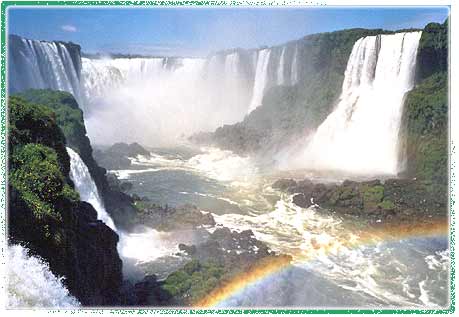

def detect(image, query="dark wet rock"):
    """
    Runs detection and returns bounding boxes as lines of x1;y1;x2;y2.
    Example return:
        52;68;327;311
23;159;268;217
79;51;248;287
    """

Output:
120;181;133;192
179;227;275;268
94;142;150;170
133;202;216;231
178;244;197;256
272;178;298;191
276;177;447;224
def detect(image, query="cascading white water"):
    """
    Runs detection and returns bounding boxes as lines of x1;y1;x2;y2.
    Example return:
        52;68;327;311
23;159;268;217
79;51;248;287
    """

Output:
9;34;307;145
277;47;286;85
67;147;117;231
8;36;82;102
7;244;80;308
66;146;169;277
248;49;272;112
80;54;255;145
298;31;422;175
290;44;299;85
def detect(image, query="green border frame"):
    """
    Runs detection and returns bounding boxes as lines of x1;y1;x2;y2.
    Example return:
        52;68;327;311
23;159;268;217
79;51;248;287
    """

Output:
0;1;454;314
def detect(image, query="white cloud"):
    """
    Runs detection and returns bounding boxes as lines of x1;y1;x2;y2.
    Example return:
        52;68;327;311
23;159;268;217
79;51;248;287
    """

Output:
61;24;77;32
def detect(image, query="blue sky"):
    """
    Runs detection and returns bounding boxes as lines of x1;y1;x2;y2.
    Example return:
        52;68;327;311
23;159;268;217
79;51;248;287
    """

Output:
8;6;449;56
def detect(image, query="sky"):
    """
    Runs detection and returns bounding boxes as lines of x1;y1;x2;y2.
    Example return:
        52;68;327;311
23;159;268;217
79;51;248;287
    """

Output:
8;6;449;57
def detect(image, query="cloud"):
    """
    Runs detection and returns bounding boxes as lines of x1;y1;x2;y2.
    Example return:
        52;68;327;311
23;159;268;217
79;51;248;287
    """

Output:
61;24;77;32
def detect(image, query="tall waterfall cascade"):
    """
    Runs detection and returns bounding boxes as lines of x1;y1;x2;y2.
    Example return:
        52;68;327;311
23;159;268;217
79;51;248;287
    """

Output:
8;35;82;103
248;49;272;112
299;31;422;175
7;244;80;308
67;147;117;231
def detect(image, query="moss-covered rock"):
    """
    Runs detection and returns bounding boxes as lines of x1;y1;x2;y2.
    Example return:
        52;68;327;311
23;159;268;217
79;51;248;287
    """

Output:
277;177;446;223
398;18;448;185
8;96;122;305
15;89;138;230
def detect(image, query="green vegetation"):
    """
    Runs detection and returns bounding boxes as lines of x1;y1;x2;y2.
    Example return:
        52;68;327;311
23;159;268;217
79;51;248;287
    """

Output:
16;89;87;156
8;93;123;305
8;95;79;257
401;18;448;185
9;96;70;175
361;185;384;209
15;89;121;225
378;199;396;211
161;260;225;304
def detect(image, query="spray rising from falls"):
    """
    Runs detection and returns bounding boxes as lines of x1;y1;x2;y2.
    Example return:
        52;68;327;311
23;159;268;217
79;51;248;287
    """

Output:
67;147;117;231
7;244;80;308
9;34;307;146
296;31;422;175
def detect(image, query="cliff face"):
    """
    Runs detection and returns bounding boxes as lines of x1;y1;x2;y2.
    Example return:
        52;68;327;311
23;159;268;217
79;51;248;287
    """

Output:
8;95;122;305
400;19;448;184
15;89;138;230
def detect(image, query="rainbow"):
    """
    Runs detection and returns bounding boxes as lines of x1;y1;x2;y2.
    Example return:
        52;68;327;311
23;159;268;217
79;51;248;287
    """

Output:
193;218;449;308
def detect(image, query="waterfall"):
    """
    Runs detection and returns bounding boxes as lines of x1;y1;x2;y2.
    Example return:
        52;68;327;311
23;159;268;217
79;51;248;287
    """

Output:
9;34;304;143
67;147;117;231
8;35;82;102
290;44;299;85
300;31;422;175
7;244;80;308
248;48;272;113
277;47;286;85
80;53;255;145
224;52;240;81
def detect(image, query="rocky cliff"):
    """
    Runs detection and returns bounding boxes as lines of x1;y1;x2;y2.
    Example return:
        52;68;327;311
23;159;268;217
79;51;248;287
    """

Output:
8;95;122;305
400;19;448;184
15;89;138;230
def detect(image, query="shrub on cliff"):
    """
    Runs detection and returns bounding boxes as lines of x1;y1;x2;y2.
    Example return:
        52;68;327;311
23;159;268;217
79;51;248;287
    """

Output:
8;95;122;305
16;89;138;230
402;72;448;184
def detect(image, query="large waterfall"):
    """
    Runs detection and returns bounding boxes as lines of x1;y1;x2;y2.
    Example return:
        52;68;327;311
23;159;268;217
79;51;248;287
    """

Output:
297;31;422;175
7;244;80;308
8;35;82;103
67;147;117;231
8;34;304;145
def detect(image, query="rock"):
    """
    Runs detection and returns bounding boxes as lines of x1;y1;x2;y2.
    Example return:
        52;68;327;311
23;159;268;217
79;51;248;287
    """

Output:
132;203;216;231
272;179;298;191
178;244;197;255
120;181;133;192
275;175;447;225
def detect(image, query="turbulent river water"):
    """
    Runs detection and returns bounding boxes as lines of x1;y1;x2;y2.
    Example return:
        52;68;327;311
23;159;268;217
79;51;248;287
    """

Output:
110;146;449;309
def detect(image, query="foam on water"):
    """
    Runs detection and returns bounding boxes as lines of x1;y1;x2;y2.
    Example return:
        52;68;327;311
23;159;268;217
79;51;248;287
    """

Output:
7;244;80;308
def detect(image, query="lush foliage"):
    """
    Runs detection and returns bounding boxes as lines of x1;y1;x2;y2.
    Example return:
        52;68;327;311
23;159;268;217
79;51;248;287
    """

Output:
161;260;225;304
9;96;70;175
16;89;87;153
402;72;448;183
401;18;448;184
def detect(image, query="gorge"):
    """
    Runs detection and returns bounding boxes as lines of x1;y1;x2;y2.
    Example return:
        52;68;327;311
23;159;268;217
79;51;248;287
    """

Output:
6;17;449;309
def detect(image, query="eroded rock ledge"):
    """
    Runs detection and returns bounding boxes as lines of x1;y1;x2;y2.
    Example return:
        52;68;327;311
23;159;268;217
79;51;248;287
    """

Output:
273;178;447;225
